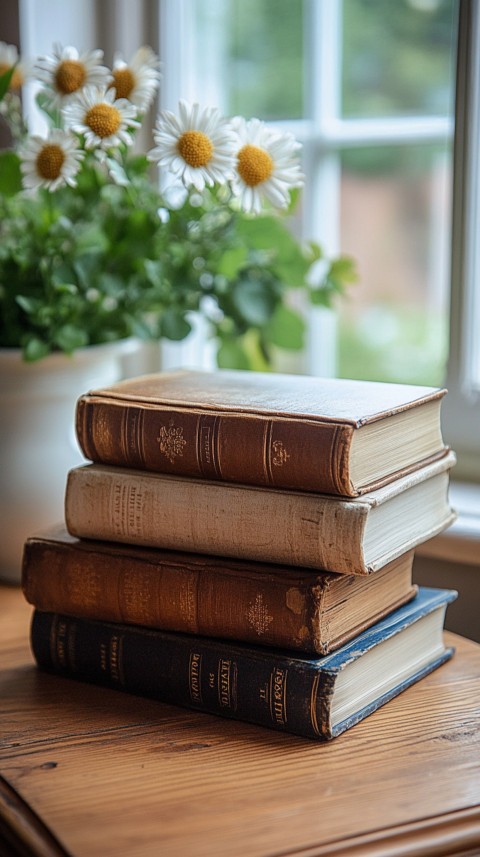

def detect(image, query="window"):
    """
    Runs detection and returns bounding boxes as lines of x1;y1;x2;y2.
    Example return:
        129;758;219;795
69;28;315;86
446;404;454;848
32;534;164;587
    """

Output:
158;0;479;479
12;0;480;477
158;0;457;385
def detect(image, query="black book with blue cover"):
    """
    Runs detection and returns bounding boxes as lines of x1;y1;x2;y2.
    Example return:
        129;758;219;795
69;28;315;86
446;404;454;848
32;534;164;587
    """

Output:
30;587;456;741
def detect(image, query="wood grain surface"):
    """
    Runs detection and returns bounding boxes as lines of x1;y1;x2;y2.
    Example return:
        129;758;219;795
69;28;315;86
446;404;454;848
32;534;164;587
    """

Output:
1;583;480;857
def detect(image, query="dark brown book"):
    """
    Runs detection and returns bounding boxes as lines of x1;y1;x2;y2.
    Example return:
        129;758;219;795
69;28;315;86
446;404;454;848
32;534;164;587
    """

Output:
30;589;456;740
22;526;417;655
75;368;449;497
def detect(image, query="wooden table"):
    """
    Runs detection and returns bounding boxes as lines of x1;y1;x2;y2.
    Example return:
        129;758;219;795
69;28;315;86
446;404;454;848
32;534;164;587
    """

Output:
1;583;480;857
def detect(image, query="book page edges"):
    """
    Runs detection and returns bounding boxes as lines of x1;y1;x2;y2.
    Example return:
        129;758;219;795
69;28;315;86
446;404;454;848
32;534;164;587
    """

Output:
330;648;453;739
314;585;418;656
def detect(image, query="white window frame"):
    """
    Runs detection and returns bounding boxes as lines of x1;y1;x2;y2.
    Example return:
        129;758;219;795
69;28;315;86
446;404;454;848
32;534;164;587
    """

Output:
443;0;480;481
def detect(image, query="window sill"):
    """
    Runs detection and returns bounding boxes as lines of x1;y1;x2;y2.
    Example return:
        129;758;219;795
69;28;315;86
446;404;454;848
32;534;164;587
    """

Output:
416;481;480;566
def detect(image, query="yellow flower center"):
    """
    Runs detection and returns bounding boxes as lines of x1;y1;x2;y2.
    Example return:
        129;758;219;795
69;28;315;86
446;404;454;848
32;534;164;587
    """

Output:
177;130;213;168
0;62;23;91
112;67;135;100
85;103;121;138
55;59;86;94
36;144;65;180
237;144;273;187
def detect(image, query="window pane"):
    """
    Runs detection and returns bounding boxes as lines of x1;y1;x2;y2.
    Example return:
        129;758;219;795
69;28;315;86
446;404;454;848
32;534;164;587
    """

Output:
191;0;304;119
342;0;457;118
338;144;452;386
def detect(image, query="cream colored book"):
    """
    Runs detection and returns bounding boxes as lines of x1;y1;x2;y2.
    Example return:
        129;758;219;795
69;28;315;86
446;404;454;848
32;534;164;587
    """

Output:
65;452;456;575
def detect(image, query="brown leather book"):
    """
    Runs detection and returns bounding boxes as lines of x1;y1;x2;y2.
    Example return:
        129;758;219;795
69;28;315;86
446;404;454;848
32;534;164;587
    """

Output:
75;368;449;497
22;526;417;655
65;452;456;575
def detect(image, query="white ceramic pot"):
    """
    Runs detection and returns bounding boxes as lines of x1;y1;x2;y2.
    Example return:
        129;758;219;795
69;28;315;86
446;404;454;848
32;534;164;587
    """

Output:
0;339;139;584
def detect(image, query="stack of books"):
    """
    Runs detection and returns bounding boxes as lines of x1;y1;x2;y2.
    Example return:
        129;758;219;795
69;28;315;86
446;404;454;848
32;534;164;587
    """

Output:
22;369;458;741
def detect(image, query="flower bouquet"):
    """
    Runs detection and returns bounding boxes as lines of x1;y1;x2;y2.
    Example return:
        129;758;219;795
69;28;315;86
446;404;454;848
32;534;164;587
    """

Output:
0;41;356;370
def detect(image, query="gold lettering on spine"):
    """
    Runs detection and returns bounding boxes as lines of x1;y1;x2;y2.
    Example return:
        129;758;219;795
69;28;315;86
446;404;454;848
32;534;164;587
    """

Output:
200;425;211;466
111;481;144;538
269;667;288;726
67;623;77;672
217;659;237;710
109;634;125;684
50;616;68;669
197;415;222;478
189;652;202;703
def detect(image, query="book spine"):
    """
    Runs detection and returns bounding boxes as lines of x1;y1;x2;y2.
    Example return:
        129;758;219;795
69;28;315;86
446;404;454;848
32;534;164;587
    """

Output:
76;398;354;495
31;611;336;740
65;467;369;574
22;540;322;653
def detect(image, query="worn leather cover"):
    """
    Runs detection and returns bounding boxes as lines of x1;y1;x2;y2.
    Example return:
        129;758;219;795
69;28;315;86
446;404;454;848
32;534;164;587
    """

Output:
30;588;456;741
76;369;448;496
22;526;416;655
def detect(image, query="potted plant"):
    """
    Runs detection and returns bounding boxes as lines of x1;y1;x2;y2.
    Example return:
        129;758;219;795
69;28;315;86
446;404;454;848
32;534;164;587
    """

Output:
0;41;356;581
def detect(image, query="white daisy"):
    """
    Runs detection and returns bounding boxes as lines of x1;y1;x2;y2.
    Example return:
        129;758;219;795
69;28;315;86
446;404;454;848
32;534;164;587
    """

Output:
230;117;304;214
35;44;109;107
148;100;238;192
20;129;84;192
109;46;161;112
62;86;140;150
0;41;28;91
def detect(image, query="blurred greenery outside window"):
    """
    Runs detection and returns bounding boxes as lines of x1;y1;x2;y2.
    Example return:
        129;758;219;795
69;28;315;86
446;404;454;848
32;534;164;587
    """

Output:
173;0;458;387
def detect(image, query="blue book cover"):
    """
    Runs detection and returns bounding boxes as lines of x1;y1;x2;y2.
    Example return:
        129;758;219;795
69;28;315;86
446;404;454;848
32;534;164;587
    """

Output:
31;587;457;741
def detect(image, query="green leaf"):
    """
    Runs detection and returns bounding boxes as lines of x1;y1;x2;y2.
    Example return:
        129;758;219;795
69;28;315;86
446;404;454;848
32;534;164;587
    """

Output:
98;273;125;296
53;325;89;353
329;256;358;283
216;339;251;370
160;309;192;340
144;259;163;287
310;287;334;307
106;157;130;187
16;295;41;314
76;226;109;255
231;278;277;326
242;329;273;371
126;154;149;177
51;263;77;287
306;241;324;262
265;305;305;350
0;151;22;197
0;67;15;101
35;90;62;127
22;337;51;362
53;282;78;295
217;246;248;278
236;215;310;287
